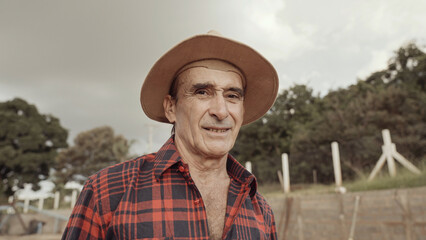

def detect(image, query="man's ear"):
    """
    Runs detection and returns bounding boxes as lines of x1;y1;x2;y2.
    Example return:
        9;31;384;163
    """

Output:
163;95;176;123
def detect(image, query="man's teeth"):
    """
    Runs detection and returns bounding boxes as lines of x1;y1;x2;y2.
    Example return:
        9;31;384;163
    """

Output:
208;128;227;133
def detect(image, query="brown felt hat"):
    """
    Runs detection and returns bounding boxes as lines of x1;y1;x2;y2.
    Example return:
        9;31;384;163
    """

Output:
140;30;279;125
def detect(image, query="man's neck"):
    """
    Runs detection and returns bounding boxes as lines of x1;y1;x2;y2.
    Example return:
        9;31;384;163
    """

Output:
174;136;231;240
175;138;229;183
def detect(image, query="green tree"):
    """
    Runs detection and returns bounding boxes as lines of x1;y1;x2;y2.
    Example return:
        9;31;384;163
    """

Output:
233;42;426;185
0;98;68;196
385;42;426;91
291;84;426;183
232;85;320;183
53;126;133;189
290;43;426;183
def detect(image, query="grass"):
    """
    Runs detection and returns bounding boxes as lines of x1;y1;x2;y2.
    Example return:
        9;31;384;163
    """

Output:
258;182;335;198
259;165;426;197
345;167;426;192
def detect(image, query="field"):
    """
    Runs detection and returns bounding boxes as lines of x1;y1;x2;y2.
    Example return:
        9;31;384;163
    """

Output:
1;169;425;239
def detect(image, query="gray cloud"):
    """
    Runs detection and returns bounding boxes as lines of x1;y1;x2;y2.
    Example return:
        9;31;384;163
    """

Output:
1;0;425;154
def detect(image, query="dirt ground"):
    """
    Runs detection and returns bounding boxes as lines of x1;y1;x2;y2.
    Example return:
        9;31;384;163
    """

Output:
1;187;425;239
0;234;62;240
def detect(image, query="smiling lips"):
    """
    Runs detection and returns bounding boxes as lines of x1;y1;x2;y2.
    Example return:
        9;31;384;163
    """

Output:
203;127;230;133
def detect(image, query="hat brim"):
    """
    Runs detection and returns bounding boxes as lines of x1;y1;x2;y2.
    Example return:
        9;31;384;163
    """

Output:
140;33;279;125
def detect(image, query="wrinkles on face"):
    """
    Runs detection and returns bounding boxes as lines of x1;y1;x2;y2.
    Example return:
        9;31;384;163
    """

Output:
181;84;244;102
169;67;244;164
200;119;233;129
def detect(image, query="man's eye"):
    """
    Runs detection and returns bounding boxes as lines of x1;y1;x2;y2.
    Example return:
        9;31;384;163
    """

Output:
195;89;208;95
227;93;242;99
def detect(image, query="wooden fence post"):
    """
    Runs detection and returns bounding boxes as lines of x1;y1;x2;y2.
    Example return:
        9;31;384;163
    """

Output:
296;198;304;240
23;198;30;213
337;194;347;239
348;195;361;240
369;129;420;180
282;153;290;194
245;161;252;173
71;189;77;208
38;197;44;211
54;191;60;210
278;197;293;240
394;192;413;240
382;130;397;177
7;196;14;214
277;170;284;192
331;142;342;188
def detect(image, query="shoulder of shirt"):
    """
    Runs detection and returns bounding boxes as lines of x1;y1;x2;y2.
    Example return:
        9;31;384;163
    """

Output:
72;153;156;224
88;153;156;182
253;191;275;219
82;153;156;209
253;191;277;236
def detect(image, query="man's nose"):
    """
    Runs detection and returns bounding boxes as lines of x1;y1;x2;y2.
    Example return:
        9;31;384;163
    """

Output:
209;94;229;121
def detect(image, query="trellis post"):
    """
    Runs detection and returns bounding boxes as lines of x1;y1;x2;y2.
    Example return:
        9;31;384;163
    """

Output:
368;129;421;181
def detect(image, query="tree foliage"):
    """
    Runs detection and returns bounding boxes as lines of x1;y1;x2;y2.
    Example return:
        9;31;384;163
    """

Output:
0;98;68;196
232;85;320;183
233;42;426;184
54;126;133;188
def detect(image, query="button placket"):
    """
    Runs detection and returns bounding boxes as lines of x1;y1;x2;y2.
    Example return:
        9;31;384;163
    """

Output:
177;163;204;206
188;177;203;206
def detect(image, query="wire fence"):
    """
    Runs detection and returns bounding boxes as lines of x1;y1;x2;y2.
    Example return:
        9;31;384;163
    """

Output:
269;187;426;240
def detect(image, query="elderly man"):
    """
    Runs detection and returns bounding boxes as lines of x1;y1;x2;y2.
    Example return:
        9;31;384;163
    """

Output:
63;31;278;240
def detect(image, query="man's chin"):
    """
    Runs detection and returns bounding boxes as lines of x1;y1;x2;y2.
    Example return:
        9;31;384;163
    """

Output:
201;143;233;158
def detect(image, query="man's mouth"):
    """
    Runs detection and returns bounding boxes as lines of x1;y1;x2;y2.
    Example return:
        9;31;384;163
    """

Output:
203;127;229;133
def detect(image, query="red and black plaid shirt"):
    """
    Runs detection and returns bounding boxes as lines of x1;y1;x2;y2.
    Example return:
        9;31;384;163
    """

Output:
62;136;277;239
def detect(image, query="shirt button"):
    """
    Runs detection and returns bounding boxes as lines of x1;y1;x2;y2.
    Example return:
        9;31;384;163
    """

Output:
194;199;200;205
178;165;185;172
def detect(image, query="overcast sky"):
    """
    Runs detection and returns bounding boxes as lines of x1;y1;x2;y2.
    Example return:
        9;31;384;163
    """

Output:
1;0;426;155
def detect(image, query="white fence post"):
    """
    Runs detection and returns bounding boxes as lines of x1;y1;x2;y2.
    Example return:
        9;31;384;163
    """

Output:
382;129;397;177
23;198;30;213
71;189;77;208
368;129;420;181
282;153;290;193
54;191;60;210
7;196;14;214
245;161;252;173
331;142;343;188
38;197;44;211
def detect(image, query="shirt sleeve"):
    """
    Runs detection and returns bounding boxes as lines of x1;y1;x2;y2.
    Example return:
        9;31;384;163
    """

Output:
62;179;105;240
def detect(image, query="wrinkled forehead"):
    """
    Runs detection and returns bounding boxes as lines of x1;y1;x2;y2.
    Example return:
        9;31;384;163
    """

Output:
175;59;246;88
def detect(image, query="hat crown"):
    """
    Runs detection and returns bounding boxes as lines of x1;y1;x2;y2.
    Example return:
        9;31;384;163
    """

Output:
207;30;222;36
141;31;279;125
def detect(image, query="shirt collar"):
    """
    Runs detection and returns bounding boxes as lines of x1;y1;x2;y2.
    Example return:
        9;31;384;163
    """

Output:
153;136;182;180
153;136;258;194
226;153;258;196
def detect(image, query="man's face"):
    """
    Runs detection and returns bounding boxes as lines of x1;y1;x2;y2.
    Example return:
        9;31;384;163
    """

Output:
164;67;244;159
